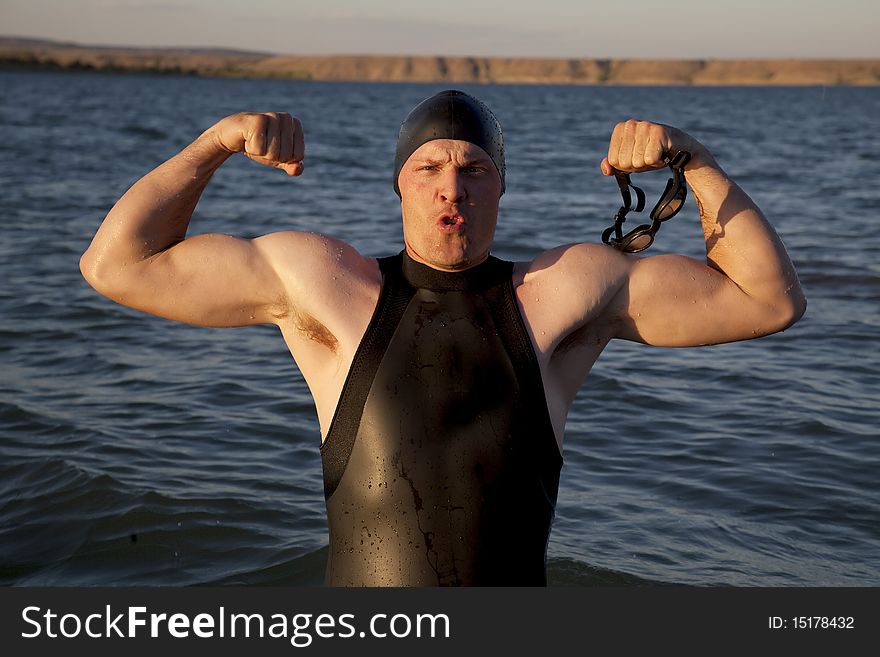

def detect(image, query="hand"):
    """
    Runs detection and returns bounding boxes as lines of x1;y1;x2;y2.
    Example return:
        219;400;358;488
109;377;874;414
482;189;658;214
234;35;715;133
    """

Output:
600;120;702;177
211;112;305;176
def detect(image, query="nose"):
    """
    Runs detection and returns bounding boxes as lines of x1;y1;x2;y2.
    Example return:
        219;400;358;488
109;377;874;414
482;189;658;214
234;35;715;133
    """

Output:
437;168;466;204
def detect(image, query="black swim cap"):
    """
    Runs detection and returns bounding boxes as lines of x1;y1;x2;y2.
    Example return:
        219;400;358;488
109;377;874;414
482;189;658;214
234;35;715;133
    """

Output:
393;89;505;197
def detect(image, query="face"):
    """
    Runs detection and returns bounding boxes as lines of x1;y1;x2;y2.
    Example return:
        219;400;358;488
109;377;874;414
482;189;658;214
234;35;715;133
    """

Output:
397;139;502;271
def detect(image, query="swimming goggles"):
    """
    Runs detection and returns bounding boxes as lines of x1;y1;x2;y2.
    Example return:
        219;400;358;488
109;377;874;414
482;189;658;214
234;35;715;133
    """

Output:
601;150;692;253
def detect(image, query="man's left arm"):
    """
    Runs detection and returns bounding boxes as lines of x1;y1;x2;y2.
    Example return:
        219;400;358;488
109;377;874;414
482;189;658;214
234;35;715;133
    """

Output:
601;120;806;347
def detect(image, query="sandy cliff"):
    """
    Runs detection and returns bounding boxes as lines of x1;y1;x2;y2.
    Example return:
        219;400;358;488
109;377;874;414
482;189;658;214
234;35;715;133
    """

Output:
1;39;877;85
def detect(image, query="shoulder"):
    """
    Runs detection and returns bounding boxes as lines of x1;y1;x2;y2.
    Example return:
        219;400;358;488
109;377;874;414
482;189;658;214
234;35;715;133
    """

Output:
254;231;380;285
513;242;632;291
508;242;638;348
253;231;382;323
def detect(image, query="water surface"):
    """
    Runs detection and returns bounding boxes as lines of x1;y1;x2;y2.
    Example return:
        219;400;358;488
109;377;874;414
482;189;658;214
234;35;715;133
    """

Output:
1;73;878;586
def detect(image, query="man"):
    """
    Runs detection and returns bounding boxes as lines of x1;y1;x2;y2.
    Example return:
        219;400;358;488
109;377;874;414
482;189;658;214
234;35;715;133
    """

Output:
80;90;806;586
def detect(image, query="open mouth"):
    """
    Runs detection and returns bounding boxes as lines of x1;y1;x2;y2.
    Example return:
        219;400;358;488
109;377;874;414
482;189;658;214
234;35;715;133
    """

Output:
437;214;466;230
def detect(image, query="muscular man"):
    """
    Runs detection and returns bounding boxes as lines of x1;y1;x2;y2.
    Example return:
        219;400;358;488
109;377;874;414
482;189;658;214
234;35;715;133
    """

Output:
80;90;806;586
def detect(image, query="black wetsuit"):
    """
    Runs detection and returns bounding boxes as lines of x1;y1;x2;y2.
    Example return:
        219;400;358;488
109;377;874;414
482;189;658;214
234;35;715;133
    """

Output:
320;251;563;586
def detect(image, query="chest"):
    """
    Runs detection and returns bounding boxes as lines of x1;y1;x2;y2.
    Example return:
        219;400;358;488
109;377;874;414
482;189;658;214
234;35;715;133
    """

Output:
373;288;522;420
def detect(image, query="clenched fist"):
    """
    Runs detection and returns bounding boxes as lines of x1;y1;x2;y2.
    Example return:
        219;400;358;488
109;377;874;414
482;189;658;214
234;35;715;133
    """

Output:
600;120;704;177
211;112;305;176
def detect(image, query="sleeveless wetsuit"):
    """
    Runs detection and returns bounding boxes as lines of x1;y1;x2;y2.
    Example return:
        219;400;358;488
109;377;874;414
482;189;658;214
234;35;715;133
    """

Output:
320;251;563;586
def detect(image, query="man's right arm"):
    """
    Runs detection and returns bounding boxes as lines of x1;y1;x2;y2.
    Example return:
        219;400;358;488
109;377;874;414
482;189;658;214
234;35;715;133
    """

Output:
80;112;348;328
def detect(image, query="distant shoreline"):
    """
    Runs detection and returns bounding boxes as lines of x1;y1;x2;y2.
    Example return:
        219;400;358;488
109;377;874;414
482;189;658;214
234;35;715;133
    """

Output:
1;37;878;86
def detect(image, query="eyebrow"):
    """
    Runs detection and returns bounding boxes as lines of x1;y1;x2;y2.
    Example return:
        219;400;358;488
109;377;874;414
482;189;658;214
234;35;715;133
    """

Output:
414;155;492;167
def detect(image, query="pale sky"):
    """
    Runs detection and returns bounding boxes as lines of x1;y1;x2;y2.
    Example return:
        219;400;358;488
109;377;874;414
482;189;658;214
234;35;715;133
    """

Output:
2;0;878;58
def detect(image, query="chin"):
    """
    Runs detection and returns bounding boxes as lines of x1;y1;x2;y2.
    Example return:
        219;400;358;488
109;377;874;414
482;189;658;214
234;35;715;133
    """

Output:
442;257;472;271
434;246;488;271
405;231;491;271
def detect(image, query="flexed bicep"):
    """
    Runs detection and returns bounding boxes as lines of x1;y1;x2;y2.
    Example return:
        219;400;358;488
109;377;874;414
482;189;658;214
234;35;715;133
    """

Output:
609;253;800;347
81;112;313;326
597;119;805;346
123;232;293;327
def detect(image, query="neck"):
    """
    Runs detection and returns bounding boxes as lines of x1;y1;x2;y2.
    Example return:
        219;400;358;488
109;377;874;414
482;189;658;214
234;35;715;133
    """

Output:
404;241;490;272
399;249;504;292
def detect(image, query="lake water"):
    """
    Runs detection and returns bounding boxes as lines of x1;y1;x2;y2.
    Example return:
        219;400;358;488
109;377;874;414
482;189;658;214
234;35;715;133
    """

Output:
1;72;878;586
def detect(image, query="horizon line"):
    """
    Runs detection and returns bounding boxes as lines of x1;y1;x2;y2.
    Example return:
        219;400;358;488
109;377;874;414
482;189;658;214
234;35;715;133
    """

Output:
1;34;877;62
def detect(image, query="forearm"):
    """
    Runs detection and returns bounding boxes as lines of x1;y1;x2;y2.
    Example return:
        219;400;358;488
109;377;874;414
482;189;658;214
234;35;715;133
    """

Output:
80;127;230;284
684;147;806;319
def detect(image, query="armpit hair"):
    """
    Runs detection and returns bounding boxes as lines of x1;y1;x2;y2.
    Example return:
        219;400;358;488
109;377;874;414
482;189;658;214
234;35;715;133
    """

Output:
292;307;340;352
